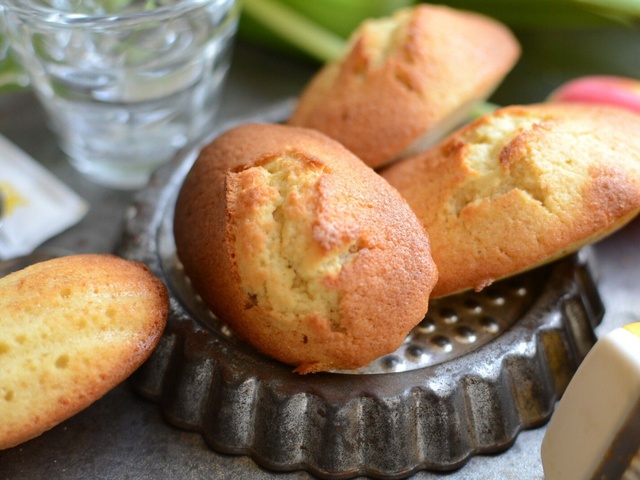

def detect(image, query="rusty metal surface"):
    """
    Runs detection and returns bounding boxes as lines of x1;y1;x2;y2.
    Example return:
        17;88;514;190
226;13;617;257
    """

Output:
117;141;603;478
117;122;603;476
1;29;640;480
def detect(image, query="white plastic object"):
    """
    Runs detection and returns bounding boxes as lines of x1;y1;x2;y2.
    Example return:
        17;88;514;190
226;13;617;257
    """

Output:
541;323;640;480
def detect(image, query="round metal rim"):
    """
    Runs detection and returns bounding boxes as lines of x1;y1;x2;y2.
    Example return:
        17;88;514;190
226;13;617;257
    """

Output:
117;100;604;478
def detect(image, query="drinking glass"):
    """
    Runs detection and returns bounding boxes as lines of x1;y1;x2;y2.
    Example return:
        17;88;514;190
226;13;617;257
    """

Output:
0;0;240;189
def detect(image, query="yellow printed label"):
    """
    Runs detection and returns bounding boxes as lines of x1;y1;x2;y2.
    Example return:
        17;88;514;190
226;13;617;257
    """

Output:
0;181;28;215
623;322;640;338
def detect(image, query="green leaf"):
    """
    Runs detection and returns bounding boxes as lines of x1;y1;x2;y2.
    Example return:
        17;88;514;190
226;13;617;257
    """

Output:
239;0;416;62
271;0;415;38
102;0;138;12
237;0;640;65
0;55;28;93
429;0;632;28
241;0;348;62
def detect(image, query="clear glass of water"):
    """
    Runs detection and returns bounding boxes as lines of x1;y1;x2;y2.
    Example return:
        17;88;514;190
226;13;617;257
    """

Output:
0;0;239;189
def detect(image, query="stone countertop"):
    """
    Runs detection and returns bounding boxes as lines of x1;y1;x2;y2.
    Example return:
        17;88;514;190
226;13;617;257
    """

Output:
1;28;640;479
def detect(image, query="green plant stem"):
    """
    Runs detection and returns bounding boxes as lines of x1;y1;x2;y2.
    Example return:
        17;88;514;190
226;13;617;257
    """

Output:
470;101;499;119
572;0;640;17
241;0;347;62
432;0;632;27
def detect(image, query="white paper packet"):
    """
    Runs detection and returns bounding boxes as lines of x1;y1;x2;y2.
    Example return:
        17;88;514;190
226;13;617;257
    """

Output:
0;134;88;260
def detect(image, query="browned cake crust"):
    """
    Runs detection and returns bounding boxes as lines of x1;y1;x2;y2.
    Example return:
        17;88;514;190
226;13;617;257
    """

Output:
381;103;640;298
173;123;438;373
288;4;520;169
0;254;169;450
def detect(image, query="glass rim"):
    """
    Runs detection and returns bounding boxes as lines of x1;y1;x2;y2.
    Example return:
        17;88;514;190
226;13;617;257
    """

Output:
0;0;236;26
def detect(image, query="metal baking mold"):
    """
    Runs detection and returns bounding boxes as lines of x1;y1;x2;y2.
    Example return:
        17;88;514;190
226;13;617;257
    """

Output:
117;100;605;478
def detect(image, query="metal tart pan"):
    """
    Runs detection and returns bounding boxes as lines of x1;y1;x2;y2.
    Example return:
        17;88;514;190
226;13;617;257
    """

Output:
117;101;604;478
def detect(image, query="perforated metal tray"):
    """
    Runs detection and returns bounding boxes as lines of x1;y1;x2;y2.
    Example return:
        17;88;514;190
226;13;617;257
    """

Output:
117;103;604;478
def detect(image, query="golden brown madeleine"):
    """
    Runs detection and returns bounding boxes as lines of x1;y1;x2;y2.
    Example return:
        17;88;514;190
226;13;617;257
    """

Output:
288;4;520;169
381;103;640;298
0;254;168;450
174;123;437;373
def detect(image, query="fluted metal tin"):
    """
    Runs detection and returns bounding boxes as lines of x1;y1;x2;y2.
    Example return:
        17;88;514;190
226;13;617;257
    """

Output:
118;102;604;478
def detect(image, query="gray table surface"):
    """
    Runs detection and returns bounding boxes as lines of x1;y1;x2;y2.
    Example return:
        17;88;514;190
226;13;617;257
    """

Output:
1;28;640;479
